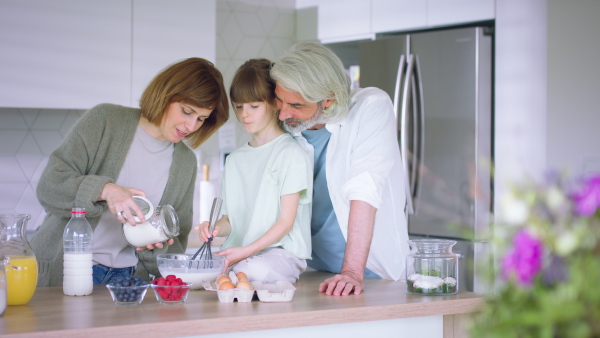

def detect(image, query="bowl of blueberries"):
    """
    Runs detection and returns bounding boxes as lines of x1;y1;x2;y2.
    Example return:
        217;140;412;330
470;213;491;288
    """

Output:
106;276;149;306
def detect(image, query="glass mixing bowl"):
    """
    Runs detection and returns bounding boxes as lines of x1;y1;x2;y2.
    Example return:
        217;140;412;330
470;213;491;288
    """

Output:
157;254;225;290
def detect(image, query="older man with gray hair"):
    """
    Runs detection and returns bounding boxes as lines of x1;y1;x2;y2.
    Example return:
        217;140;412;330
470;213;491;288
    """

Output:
271;42;410;296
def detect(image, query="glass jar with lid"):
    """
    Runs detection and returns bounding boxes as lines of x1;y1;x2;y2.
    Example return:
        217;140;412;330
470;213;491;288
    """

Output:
406;239;459;295
122;196;180;248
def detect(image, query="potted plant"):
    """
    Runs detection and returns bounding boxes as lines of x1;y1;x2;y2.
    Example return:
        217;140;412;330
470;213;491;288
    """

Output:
470;173;600;337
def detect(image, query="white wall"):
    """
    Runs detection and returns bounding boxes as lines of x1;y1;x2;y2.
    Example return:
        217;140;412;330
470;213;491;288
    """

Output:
494;0;600;219
494;0;548;209
547;0;600;176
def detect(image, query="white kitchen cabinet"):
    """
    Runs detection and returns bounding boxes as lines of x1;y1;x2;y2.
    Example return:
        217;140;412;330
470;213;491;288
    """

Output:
317;0;374;44
372;0;427;33
0;0;131;109
0;0;216;110
131;0;216;106
428;0;495;27
371;0;495;35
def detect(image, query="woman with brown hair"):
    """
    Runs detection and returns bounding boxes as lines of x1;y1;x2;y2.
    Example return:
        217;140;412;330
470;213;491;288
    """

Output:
32;58;229;286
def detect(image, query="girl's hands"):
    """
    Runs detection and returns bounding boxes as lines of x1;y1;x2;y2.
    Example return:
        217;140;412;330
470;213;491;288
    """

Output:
197;221;220;243
216;246;252;272
100;183;146;226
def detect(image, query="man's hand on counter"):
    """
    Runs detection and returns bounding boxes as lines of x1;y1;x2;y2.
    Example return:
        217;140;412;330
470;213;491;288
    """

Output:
318;272;364;296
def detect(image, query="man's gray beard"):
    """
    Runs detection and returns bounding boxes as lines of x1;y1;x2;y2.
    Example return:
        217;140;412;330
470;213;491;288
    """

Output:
282;104;325;134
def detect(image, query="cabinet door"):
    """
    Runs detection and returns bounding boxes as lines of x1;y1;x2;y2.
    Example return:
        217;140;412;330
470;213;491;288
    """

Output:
0;0;131;109
372;0;427;34
428;0;495;27
318;0;373;44
131;0;216;108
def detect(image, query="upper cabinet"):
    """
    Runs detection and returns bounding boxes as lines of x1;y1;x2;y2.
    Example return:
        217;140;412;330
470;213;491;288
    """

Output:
0;0;131;109
301;0;495;44
425;0;495;28
131;0;216;108
318;0;374;44
0;0;216;110
372;0;427;33
373;0;495;34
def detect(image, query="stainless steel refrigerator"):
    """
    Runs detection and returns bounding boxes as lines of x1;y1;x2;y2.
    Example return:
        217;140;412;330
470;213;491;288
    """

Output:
358;26;493;292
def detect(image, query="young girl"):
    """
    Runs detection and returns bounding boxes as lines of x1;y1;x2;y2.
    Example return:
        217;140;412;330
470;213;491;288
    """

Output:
199;59;312;283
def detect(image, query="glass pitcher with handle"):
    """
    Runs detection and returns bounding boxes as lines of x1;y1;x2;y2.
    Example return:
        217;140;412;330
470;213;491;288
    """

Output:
0;214;38;305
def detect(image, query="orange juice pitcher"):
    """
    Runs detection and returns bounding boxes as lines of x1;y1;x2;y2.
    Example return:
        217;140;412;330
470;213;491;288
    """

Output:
0;214;38;305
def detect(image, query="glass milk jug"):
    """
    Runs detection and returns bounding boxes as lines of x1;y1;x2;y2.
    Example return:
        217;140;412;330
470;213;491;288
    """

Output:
0;214;38;305
0;257;7;316
406;239;458;295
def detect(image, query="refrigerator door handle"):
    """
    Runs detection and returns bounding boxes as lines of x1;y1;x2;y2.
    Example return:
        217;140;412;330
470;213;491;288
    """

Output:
392;54;406;120
411;55;425;215
401;54;415;215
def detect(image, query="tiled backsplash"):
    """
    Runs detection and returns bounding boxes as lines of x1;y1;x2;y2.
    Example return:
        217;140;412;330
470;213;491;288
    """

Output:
0;0;296;238
0;108;85;231
0;107;205;237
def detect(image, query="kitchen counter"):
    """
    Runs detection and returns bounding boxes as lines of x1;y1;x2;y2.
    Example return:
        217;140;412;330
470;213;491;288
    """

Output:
0;271;483;337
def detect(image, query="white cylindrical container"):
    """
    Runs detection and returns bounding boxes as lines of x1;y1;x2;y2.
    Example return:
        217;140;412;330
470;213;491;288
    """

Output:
199;164;216;223
63;208;93;296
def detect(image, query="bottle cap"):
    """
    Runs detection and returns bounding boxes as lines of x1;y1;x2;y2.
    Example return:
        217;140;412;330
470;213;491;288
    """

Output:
71;207;86;214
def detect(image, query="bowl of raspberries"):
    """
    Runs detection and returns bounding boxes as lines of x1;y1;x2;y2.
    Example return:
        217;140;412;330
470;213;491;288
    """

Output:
106;276;149;306
151;274;193;305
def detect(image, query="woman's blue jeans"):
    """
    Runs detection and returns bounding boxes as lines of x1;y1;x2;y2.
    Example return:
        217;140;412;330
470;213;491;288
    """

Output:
92;264;135;284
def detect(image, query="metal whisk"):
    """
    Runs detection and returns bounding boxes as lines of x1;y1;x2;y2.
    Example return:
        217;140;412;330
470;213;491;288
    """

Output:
190;197;222;268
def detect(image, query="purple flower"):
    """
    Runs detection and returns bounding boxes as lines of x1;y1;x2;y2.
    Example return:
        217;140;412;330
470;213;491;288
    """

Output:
542;255;568;286
501;229;544;287
571;175;600;216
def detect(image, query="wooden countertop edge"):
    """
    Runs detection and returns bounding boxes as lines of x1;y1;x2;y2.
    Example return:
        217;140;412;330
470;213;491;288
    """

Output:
0;296;484;337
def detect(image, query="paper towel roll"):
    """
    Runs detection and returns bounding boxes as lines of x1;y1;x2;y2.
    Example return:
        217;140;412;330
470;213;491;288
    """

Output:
199;165;216;223
199;181;215;223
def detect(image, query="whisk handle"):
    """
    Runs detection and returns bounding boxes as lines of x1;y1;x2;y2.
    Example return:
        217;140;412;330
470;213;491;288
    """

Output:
190;197;222;262
208;197;223;235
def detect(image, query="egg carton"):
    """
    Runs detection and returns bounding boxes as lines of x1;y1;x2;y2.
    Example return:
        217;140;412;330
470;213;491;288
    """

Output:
251;281;296;302
216;288;255;303
202;271;238;291
203;271;296;303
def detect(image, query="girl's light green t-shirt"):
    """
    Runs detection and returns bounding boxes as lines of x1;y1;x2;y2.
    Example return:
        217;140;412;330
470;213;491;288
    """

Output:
220;133;313;259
